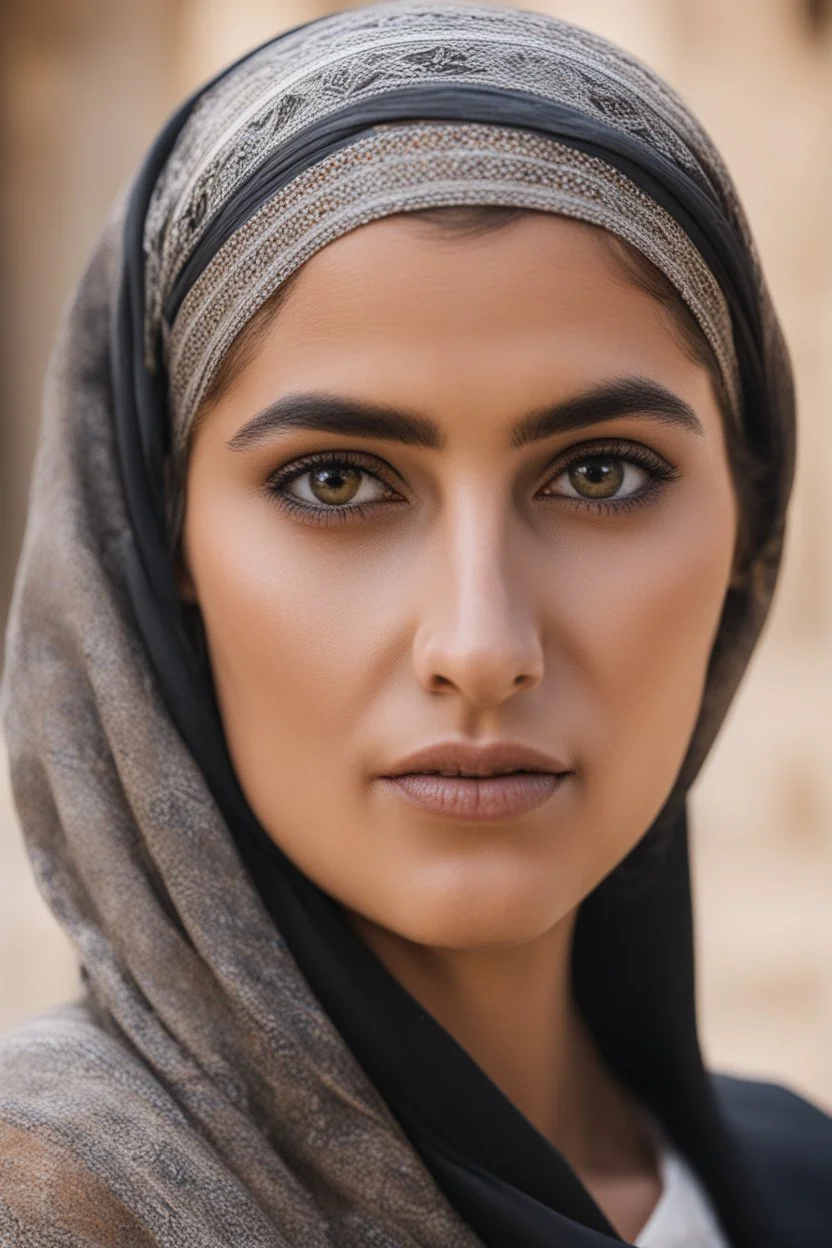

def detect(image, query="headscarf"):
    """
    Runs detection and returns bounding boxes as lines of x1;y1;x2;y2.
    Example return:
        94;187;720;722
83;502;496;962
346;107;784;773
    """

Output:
0;4;802;1246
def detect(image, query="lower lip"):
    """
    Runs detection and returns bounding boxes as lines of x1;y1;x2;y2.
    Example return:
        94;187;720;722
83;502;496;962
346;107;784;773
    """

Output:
382;773;568;820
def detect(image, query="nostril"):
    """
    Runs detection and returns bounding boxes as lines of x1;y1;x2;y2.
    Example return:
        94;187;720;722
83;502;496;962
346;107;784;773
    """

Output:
431;674;453;690
514;671;541;690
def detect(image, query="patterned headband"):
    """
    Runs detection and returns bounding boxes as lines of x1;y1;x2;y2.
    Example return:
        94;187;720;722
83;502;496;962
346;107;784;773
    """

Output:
144;2;741;464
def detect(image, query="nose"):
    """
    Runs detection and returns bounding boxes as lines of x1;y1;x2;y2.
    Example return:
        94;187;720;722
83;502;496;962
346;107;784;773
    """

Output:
412;500;544;711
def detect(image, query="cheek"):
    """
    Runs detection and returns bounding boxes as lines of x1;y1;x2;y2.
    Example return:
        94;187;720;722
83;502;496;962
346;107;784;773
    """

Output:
183;487;400;803
552;475;736;841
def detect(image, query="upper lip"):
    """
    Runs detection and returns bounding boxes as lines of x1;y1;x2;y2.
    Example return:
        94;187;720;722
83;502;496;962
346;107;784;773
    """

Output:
381;741;572;779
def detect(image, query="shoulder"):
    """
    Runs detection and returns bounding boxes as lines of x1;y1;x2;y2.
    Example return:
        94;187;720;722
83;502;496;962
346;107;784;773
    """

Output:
0;1004;167;1245
0;1004;273;1247
0;1000;193;1143
713;1072;832;1244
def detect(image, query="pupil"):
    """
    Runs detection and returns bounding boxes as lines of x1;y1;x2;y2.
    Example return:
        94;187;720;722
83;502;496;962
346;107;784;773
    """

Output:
569;457;624;499
310;464;362;505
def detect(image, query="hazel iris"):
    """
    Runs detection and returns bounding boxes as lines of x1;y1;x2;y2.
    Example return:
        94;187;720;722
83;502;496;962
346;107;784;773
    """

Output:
310;465;362;505
568;457;625;499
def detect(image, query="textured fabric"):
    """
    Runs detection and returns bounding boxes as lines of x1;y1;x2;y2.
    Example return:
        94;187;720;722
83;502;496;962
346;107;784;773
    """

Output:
144;0;732;324
0;3;823;1247
159;124;737;451
144;0;742;459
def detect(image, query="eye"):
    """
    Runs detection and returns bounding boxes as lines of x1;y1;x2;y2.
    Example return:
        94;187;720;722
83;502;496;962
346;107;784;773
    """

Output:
266;451;405;520
556;455;645;501
538;442;677;509
287;462;384;507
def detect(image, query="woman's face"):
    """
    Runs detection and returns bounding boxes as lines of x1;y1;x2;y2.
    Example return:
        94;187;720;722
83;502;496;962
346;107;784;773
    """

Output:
182;214;737;950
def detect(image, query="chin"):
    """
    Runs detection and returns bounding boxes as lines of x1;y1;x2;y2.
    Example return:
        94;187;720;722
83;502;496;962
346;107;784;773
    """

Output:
370;868;575;951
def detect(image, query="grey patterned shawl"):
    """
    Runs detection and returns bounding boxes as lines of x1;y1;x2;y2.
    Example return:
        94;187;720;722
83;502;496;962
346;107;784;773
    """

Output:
0;3;794;1246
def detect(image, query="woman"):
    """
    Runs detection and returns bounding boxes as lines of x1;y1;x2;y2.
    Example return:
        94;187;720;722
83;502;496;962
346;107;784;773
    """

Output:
0;2;829;1245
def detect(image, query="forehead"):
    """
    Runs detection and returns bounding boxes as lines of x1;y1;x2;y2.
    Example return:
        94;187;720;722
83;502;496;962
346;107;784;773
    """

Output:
279;213;630;332
229;213;720;426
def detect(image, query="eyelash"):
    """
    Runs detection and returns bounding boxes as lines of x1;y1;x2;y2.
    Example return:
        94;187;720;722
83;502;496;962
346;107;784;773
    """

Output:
265;450;407;527
539;440;679;516
264;441;679;526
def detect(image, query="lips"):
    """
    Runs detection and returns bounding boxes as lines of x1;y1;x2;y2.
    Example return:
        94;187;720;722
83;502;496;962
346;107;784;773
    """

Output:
379;741;573;820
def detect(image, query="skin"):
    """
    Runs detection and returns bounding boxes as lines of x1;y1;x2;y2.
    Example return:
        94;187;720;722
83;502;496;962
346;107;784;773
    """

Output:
181;213;738;1241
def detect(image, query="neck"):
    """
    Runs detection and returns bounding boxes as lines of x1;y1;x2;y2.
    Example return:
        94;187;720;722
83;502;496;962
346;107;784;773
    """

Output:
349;907;660;1236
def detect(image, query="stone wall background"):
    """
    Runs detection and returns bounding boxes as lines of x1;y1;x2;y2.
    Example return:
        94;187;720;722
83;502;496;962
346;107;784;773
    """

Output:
1;0;830;1107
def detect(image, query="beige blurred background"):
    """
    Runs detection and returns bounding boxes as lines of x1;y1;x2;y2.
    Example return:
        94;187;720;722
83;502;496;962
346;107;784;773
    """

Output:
1;0;830;1106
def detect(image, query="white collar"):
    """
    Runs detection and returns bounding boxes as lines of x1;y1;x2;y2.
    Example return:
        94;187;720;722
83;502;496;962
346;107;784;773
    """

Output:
635;1145;730;1248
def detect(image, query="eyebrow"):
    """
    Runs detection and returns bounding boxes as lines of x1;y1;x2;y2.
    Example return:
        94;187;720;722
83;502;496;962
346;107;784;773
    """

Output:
226;376;704;452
